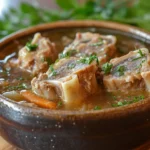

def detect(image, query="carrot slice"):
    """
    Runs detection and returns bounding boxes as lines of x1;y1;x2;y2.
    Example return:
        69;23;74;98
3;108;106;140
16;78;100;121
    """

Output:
20;90;56;109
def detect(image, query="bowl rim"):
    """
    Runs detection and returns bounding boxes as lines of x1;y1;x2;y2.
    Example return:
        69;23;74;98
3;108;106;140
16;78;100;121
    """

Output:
1;20;150;119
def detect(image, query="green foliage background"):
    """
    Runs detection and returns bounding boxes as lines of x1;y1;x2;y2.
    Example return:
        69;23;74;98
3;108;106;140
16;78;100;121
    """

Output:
0;0;150;39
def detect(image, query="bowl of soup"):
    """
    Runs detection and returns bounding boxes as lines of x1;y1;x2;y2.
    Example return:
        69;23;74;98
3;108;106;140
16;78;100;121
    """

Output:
0;21;150;150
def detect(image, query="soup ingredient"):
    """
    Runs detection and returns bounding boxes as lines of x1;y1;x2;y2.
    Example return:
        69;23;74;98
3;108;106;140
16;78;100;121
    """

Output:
116;65;125;76
102;62;113;74
15;33;58;75
20;90;57;109
112;95;144;107
31;56;99;103
63;32;116;65
103;48;150;91
78;55;99;65
94;105;101;110
26;42;38;51
2;91;24;101
59;50;77;59
5;83;28;91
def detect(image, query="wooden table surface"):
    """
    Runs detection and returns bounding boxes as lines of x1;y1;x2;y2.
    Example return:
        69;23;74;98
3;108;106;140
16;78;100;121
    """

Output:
0;136;20;150
1;135;150;150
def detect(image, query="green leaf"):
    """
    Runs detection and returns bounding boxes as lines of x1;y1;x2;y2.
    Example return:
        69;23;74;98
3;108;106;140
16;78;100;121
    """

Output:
56;0;78;10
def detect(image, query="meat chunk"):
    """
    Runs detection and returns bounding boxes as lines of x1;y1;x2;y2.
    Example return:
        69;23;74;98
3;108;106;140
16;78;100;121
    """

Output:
103;48;150;91
17;33;58;75
61;32;116;65
31;56;99;103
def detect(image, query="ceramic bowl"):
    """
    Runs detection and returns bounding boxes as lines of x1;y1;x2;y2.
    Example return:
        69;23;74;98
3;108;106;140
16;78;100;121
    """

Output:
0;21;150;150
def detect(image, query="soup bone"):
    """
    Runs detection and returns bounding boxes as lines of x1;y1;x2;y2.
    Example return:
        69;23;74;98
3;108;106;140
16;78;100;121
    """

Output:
103;48;150;91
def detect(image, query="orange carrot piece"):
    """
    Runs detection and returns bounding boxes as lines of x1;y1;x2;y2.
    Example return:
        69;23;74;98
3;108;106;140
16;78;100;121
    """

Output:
20;90;57;109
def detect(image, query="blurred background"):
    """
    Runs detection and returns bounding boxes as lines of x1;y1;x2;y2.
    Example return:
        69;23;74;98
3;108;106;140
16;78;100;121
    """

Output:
0;0;150;39
0;0;149;38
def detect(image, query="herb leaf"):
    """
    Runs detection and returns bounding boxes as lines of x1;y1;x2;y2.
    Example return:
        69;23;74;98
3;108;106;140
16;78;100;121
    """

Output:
112;95;145;107
41;57;51;65
56;0;78;10
57;101;63;107
59;50;77;59
67;63;76;69
26;42;38;51
5;83;28;91
102;62;113;74
94;105;101;110
78;54;99;65
90;38;104;47
49;65;57;76
138;49;145;57
117;65;125;76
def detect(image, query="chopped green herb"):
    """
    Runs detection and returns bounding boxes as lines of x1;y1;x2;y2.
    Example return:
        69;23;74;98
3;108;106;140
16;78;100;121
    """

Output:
90;38;104;47
112;95;144;107
59;50;77;59
49;65;57;76
94;105;101;110
67;63;76;69
5;83;28;91
132;50;145;61
16;77;24;81
26;42;38;51
138;49;145;57
136;59;146;74
113;95;117;100
117;65;125;76
78;54;99;65
57;101;63;107
41;57;51;65
132;56;143;61
102;62;113;74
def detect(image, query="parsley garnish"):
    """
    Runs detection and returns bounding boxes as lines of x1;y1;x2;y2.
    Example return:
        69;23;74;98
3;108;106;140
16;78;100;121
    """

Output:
5;83;28;91
117;65;125;76
90;38;104;47
132;50;145;61
16;77;24;81
78;54;99;65
67;63;76;69
57;101;63;108
102;62;113;74
41;57;51;65
112;95;144;107
49;65;57;76
26;42;38;51
59;50;77;59
94;105;101;110
138;49;145;57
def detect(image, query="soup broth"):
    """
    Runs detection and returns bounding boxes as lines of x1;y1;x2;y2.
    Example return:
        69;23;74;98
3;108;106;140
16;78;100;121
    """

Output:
0;28;150;110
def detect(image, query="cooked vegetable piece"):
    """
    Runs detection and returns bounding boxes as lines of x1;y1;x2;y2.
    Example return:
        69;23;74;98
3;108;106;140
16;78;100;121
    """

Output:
20;90;57;109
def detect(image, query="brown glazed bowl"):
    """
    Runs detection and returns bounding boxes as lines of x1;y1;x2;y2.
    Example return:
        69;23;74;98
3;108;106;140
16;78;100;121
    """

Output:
0;21;150;150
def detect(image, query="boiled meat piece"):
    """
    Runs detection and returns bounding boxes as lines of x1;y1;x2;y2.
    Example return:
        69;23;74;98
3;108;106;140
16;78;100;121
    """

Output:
17;33;58;75
61;32;117;65
103;48;150;91
31;55;99;103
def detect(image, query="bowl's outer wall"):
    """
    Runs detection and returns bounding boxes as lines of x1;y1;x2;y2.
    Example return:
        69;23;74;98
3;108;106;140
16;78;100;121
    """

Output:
0;21;150;150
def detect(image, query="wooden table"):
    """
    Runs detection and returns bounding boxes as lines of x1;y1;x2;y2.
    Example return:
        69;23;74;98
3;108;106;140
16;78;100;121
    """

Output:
0;136;20;150
1;135;150;150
